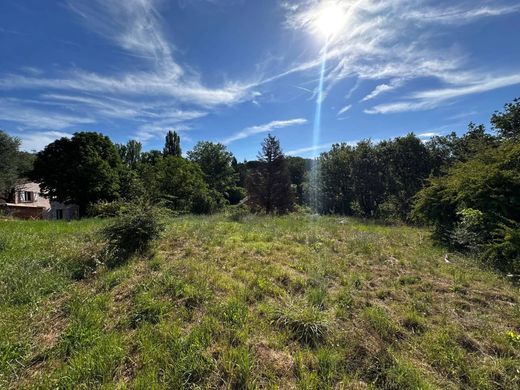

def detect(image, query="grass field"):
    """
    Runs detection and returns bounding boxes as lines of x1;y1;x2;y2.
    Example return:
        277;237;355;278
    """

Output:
1;214;519;389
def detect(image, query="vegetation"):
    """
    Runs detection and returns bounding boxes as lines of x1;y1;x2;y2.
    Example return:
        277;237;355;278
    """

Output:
247;134;294;214
31;132;123;216
1;214;519;388
0;131;34;202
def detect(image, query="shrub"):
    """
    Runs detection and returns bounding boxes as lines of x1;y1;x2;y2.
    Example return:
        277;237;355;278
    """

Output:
227;204;251;222
87;200;127;218
450;208;486;252
483;222;520;274
102;203;165;266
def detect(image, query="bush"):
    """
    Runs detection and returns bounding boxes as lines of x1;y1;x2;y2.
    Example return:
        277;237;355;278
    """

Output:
483;223;520;274
450;208;486;252
102;203;165;267
87;200;127;218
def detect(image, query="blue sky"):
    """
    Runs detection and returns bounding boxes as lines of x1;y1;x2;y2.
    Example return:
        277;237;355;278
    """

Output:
1;0;519;160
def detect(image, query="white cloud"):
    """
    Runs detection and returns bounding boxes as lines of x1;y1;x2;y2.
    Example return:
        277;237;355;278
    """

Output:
222;118;308;145
19;131;72;152
279;0;520;113
337;104;352;116
0;98;95;129
0;0;257;142
286;142;333;156
366;73;520;114
417;132;439;138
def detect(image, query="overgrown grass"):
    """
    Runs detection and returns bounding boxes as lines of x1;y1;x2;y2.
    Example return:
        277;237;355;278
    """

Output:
1;214;519;388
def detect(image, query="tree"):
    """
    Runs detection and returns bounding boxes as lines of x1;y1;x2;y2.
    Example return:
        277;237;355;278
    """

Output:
286;156;310;205
187;141;239;205
316;144;354;214
378;133;433;219
32;132;122;216
349;140;386;217
247;134;294;214
145;156;216;214
163;130;181;157
491;97;520;140
0;131;34;202
414;142;520;272
117;139;142;169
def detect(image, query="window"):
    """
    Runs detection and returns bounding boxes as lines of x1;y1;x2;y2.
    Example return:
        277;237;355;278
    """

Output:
56;209;63;220
19;191;34;203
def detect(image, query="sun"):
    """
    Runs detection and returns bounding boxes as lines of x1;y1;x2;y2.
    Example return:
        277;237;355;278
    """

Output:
313;2;346;40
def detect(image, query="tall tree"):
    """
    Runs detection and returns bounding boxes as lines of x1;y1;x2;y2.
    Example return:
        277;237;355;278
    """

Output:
117;140;142;169
247;134;294;214
350;140;386;217
0;131;34;202
32;132;122;216
378;133;433;219
187;141;239;204
317;143;354;214
491;97;520;140
163;130;181;157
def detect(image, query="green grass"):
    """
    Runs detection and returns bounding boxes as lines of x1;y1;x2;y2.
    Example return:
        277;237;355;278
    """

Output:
1;213;520;388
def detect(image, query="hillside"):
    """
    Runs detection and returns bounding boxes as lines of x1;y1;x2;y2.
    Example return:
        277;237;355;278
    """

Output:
1;214;519;389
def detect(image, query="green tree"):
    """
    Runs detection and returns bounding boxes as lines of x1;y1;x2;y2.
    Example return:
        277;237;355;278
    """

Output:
247;134;294;214
117;140;142;169
286;156;310;205
0;131;34;202
350;140;386;217
378;133;433;219
414;141;520;270
491;97;520;140
163;130;181;157
32;132;122;216
316;143;354;214
187;141;239;205
145;156;216;214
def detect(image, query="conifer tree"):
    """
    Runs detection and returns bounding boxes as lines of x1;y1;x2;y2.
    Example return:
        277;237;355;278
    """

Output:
247;134;293;214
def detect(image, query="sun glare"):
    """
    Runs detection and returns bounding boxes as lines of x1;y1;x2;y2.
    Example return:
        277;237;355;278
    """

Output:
313;3;346;39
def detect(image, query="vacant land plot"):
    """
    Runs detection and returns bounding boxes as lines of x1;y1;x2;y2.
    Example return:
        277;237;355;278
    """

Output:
1;214;519;388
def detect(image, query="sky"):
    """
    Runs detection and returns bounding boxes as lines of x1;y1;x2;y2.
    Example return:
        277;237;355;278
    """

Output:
0;0;519;160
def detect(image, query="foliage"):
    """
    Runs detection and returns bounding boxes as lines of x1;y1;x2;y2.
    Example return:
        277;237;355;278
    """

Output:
247;134;294;214
0;131;34;201
32;132;122;216
102;203;165;266
187;141;239;205
163;130;182;157
143;156;218;214
483;222;520;274
491;97;520;140
116;139;142;168
414;141;520;271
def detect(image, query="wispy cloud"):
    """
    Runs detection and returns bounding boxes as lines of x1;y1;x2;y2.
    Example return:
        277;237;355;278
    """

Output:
337;104;352;116
18;131;72;152
222;118;308;145
0;0;257;142
365;73;520;114
0;98;95;129
286;142;334;156
280;0;520;113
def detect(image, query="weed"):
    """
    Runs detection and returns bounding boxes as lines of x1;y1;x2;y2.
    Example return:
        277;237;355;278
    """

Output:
272;298;329;345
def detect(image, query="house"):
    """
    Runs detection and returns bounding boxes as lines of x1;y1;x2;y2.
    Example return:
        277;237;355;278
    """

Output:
0;182;79;220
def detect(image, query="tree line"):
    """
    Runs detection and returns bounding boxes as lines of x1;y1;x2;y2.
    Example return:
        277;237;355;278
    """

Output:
0;98;518;272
